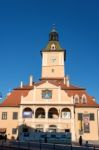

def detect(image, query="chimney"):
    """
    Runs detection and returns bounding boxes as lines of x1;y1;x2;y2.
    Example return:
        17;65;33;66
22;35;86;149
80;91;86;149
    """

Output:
66;75;70;87
7;89;11;97
64;76;70;87
20;81;23;88
64;76;66;84
29;75;33;86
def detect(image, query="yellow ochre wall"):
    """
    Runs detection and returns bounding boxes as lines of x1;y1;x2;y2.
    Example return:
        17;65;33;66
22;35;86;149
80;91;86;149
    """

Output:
0;107;19;139
75;108;99;141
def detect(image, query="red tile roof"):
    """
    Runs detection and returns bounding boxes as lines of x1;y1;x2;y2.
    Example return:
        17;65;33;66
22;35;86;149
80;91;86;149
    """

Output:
36;79;85;90
0;90;29;107
14;85;34;90
0;79;98;107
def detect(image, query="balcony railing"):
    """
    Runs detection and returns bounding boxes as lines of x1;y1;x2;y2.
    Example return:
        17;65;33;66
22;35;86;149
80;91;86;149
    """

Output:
19;118;72;124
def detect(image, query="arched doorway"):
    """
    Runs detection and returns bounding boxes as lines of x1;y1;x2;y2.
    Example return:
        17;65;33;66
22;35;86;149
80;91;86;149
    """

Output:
48;125;57;132
35;124;44;132
35;108;45;118
48;108;59;118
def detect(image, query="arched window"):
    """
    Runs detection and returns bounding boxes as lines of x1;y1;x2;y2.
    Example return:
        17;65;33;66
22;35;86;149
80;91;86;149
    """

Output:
74;95;79;104
35;108;45;118
48;108;58;118
22;107;33;118
82;95;87;104
51;44;56;50
61;108;71;119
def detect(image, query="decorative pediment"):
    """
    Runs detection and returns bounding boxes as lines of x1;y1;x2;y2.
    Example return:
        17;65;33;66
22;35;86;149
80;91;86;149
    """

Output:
36;81;59;89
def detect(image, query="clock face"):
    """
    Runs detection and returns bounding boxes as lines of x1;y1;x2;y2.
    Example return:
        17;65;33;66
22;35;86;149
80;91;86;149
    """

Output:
50;57;56;63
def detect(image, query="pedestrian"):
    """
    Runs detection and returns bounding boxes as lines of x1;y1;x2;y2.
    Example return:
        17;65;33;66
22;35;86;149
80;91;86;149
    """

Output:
17;136;19;141
85;140;88;147
79;135;82;146
44;135;47;143
4;134;7;142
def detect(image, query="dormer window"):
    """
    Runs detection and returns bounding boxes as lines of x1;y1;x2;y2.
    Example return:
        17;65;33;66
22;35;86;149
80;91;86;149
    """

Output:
51;44;56;50
82;95;87;104
74;95;79;104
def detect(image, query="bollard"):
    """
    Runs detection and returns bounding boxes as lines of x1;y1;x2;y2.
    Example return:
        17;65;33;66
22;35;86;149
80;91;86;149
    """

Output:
28;142;30;150
18;141;20;149
2;140;3;147
70;144;72;150
53;144;55;150
40;141;41;150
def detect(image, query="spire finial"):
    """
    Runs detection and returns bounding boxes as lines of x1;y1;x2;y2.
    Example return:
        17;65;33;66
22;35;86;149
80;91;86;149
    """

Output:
52;24;56;32
53;24;55;29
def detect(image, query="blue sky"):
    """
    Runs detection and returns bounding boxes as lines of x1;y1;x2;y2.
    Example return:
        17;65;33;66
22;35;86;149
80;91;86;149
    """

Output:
0;0;99;102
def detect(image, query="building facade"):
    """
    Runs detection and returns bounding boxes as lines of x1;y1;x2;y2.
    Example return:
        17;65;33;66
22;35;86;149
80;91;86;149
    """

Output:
0;28;99;142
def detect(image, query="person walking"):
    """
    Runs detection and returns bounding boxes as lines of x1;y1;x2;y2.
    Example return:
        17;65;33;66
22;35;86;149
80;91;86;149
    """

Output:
4;134;7;142
44;135;47;143
79;135;82;146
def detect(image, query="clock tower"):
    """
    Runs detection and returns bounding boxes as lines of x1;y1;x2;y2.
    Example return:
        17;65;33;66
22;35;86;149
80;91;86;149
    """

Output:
41;27;66;79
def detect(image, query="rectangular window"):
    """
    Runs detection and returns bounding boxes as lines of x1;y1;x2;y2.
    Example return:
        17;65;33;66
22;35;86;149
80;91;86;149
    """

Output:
2;112;7;120
90;113;95;120
12;128;17;134
78;113;83;120
13;112;18;120
84;123;90;133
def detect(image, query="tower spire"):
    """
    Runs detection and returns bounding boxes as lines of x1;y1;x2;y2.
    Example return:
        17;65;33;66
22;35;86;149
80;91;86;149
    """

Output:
52;24;56;32
49;25;59;41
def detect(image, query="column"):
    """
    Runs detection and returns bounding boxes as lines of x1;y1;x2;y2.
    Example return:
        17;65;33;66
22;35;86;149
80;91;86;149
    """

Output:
45;106;48;119
33;107;36;119
58;108;61;124
19;105;23;125
71;107;76;141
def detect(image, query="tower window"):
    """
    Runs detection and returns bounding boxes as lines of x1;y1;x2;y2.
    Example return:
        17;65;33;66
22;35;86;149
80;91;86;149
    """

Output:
51;44;56;50
52;69;55;72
